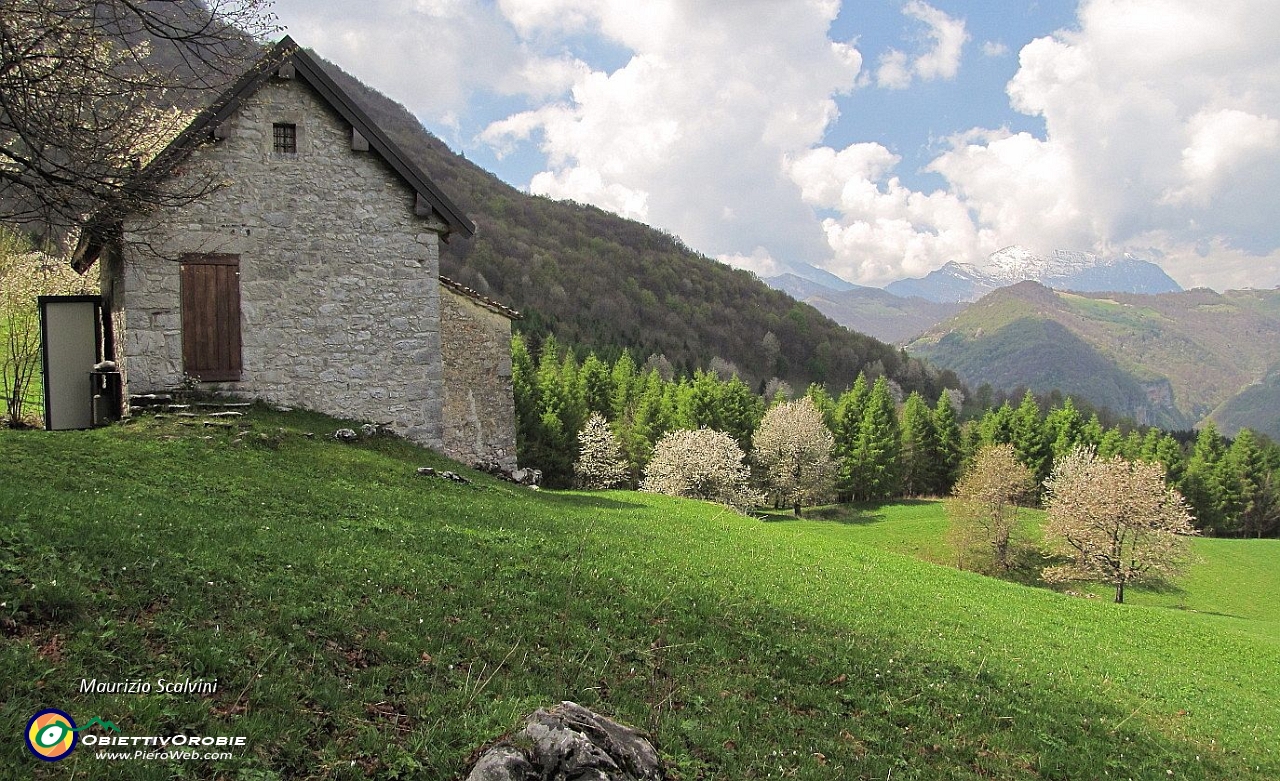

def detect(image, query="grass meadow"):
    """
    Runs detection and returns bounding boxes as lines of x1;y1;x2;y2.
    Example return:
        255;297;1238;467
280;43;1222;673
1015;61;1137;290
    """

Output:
2;407;1277;779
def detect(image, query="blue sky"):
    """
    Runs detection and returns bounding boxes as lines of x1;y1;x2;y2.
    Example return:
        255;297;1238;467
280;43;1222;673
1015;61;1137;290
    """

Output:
271;0;1280;291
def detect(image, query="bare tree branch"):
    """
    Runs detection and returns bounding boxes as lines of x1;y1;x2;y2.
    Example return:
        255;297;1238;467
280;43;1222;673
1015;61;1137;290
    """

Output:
0;0;278;239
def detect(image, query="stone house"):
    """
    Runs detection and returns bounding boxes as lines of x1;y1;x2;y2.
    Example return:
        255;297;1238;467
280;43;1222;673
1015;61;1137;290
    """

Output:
73;36;518;469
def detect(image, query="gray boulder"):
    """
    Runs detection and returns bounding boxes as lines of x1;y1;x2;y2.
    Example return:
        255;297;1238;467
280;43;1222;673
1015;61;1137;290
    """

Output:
466;702;664;781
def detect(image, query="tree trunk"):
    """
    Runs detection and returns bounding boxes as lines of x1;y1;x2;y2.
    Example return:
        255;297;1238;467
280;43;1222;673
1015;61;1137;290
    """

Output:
1114;580;1125;604
793;501;802;517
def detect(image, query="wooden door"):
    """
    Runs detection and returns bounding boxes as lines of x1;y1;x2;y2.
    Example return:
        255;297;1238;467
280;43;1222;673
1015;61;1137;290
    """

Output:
180;254;242;382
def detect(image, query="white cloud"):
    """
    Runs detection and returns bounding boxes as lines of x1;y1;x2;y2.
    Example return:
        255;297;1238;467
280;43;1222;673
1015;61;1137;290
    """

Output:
876;1;969;89
926;0;1280;287
981;40;1009;58
481;0;863;262
778;0;1280;289
529;167;650;220
927;128;1088;251
272;0;584;123
906;0;968;81
786;143;994;284
1161;108;1280;208
875;50;913;90
1131;235;1280;291
271;0;1280;292
719;247;785;279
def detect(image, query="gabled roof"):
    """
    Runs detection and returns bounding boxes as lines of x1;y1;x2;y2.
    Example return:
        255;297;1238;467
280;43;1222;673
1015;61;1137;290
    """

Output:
74;36;474;270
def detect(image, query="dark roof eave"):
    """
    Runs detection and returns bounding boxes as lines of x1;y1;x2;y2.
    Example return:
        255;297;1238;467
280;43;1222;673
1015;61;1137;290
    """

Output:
439;276;522;320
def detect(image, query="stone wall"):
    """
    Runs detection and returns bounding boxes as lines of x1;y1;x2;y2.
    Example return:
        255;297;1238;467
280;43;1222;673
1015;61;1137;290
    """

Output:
440;286;517;470
111;73;447;448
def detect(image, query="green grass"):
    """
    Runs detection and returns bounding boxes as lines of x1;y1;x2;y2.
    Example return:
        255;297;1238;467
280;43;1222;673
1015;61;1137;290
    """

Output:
793;503;1280;643
3;408;1279;779
776;501;962;566
1061;294;1170;331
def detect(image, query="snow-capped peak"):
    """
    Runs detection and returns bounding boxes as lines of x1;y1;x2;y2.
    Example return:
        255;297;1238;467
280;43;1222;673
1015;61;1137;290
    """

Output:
885;245;1183;303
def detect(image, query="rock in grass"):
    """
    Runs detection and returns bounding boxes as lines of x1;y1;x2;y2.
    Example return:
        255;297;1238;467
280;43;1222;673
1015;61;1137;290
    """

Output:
466;701;664;781
334;428;357;442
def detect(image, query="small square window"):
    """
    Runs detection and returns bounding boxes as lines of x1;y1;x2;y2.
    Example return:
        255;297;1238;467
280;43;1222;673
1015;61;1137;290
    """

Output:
272;123;297;154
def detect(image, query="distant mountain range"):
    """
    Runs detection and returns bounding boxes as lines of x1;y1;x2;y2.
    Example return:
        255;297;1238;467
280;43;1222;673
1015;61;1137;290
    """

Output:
763;245;1187;344
907;282;1280;437
766;273;963;345
764;260;861;293
885;246;1183;303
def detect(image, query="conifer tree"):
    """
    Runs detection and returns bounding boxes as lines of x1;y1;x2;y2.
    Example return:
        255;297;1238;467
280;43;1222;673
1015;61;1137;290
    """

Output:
849;376;901;501
528;336;575;485
805;383;837;429
1183;423;1228;533
1097;427;1125;459
1155;434;1187;484
719;375;765;450
978;403;1015;448
1081;414;1105;449
1044;398;1085;462
1239;471;1280;539
1011;391;1050;480
555;351;589;457
627;370;673;473
683;370;723;431
580;354;615;418
510;334;540;457
833;374;869;498
899;392;940;497
932;392;963;494
1139;428;1164;462
1220;429;1265;536
1122;430;1145;461
609;351;639;420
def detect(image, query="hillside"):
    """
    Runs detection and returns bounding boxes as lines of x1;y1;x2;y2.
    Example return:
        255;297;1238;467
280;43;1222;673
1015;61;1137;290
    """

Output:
1210;358;1280;437
908;282;1280;435
766;274;963;345
4;410;1280;778
312;58;945;394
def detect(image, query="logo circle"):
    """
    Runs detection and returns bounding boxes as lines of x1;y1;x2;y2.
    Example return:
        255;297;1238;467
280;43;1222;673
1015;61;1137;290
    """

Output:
25;709;77;762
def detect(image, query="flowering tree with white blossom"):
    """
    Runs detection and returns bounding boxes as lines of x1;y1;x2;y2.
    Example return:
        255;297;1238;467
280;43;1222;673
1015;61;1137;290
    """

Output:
642;428;761;513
